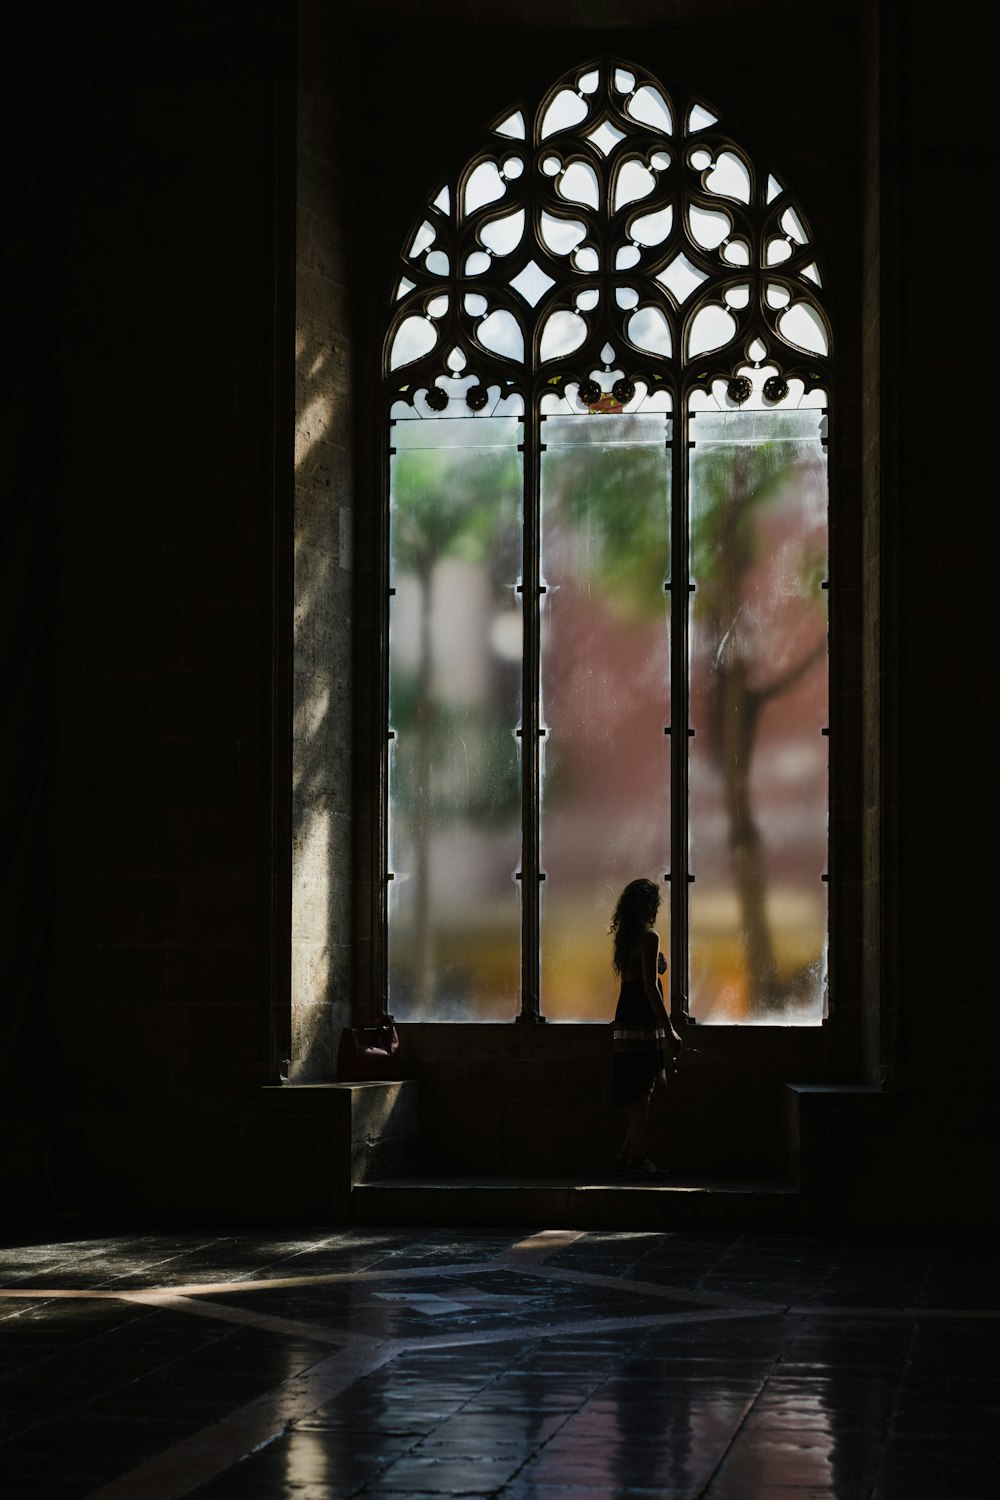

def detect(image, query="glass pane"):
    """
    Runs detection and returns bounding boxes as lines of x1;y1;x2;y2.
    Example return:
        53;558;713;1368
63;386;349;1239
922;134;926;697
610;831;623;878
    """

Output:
705;151;751;204
540;412;672;1020
626;85;672;135
613;158;657;212
688;408;828;1024
389;415;523;1019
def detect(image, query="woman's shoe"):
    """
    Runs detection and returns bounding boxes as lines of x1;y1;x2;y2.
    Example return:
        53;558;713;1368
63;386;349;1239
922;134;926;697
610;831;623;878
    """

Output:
626;1156;671;1180
612;1151;630;1178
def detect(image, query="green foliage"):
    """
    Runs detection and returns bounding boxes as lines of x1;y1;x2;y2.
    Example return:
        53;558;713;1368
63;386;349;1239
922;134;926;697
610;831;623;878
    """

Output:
542;436;670;621
390;432;522;828
392;445;520;571
390;678;520;825
690;439;806;620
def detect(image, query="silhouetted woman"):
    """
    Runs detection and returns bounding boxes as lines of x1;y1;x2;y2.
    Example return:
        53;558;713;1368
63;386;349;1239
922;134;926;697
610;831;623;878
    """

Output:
610;878;682;1178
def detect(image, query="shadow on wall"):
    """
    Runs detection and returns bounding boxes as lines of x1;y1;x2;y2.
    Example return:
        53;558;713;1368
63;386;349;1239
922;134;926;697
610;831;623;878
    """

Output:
290;301;353;1080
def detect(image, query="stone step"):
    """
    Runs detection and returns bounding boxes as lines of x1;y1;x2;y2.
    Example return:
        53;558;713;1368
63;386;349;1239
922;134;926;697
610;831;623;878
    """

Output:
353;1175;800;1230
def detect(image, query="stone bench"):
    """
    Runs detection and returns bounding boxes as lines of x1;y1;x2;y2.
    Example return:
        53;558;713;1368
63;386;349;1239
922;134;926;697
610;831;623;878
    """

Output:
260;1079;420;1221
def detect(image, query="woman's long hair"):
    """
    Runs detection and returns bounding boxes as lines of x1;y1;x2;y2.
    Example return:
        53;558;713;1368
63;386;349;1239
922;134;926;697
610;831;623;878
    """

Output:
610;878;661;975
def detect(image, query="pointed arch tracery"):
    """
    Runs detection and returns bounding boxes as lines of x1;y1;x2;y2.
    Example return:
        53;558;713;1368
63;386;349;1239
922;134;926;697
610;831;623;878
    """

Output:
385;60;830;414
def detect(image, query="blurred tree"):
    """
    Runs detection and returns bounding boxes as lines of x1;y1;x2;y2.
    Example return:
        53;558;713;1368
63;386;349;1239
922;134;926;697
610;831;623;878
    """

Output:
691;440;825;1014
391;438;520;1008
392;412;825;1019
549;418;825;1017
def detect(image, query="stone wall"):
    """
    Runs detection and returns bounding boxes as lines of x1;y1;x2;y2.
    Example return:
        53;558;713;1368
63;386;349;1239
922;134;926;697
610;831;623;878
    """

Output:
863;0;1000;1222
3;1;294;1217
290;0;355;1082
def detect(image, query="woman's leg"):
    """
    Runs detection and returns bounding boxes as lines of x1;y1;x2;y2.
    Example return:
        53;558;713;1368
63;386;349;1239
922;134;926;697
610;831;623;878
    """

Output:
622;1082;654;1160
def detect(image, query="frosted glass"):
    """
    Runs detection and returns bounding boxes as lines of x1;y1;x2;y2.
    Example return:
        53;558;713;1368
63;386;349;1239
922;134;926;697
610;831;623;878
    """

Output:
558;161;600;210
540;211;587;256
389;418;523;1020
408;220;435;258
389;314;437;371
540;413;672;1020
687;304;736;358
614;158;657;211
628;305;672;356
687;408;828;1024
705;151;751;203
778;303;829;356
480;209;524;256
687;104;718;133
657;253;708;303
509;261;556;307
478;309;524;362
689;204;732;250
541;88;588;139
629;204;673;247
464;160;506;215
627;85;672;134
495;111;525;140
587;120;626;156
781;206;808;243
539;309;587;361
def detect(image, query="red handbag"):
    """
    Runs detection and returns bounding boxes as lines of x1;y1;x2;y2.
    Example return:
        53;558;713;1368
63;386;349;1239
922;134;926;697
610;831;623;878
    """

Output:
337;1014;401;1081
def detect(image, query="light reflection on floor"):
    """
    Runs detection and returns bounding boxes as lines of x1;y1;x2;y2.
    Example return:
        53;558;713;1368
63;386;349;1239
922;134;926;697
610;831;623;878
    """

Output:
0;1226;997;1498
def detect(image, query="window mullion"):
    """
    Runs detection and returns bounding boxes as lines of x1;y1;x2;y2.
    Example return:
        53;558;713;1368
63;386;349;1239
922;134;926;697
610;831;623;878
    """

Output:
518;405;542;1021
379;426;394;1017
670;395;691;1025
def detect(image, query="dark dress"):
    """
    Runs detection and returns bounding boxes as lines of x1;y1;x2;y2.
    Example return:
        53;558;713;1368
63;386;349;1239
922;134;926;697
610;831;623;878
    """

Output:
611;976;668;1107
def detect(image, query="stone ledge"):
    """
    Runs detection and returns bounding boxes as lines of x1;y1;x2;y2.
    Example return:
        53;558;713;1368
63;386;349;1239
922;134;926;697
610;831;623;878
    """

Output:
260;1079;419;1219
354;1176;799;1230
784;1082;895;1221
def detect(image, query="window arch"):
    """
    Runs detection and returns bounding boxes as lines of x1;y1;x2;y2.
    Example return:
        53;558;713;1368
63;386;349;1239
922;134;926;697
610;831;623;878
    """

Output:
382;59;831;1027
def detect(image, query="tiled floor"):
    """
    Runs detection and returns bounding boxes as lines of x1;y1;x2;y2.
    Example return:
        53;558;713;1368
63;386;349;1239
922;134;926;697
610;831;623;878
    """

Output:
1;1226;997;1498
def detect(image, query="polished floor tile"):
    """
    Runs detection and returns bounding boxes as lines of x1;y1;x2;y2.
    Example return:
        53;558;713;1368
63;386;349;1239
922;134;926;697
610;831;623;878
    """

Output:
0;1227;997;1498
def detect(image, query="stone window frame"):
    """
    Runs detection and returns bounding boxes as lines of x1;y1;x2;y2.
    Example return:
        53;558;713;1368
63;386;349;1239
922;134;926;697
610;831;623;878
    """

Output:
369;58;862;1070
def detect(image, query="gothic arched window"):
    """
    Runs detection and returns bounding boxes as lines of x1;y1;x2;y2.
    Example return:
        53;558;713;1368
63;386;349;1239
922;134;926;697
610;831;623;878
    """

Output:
383;60;831;1027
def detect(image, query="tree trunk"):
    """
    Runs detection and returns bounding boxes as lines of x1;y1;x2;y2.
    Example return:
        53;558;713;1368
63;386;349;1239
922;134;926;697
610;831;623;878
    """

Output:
708;449;778;1017
717;658;777;1012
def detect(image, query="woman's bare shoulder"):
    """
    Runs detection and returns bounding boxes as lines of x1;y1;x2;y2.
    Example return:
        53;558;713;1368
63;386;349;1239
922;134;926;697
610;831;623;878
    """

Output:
640;927;660;949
